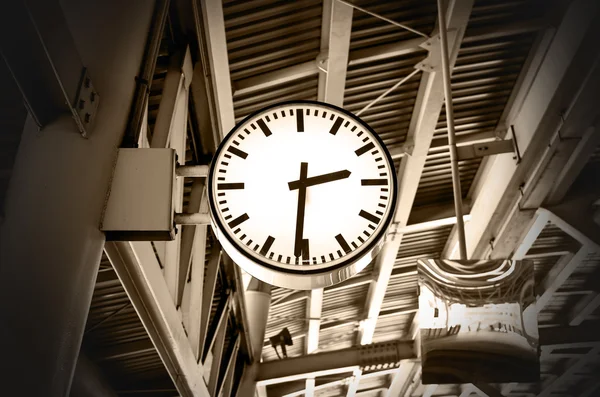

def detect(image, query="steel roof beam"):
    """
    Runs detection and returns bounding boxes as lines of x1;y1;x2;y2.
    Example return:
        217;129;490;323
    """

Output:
569;293;600;326
150;46;193;304
197;0;236;140
443;0;600;260
256;324;598;387
470;382;506;397
0;0;91;134
385;360;418;397
545;198;600;250
103;39;207;396
348;37;427;67
408;200;472;224
422;384;438;397
580;379;600;397
357;387;388;396
93;338;155;362
185;221;209;359
459;384;476;397
539;324;600;349
546;125;600;205
538;346;600;397
105;241;210;397
233;61;318;97
462;18;547;44
309;1;353;392
537;248;590;311
231;18;540;98
318;0;353;106
358;0;474;347
531;208;599;312
257;340;415;385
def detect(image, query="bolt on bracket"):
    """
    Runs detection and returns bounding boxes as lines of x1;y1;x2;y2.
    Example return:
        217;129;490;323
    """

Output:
456;138;517;161
73;68;100;138
316;52;329;73
415;30;458;73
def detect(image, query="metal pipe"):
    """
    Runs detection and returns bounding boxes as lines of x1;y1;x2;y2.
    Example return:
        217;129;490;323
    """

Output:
175;165;209;177
356;69;420;116
174;212;211;225
437;0;467;260
337;0;429;38
122;0;170;147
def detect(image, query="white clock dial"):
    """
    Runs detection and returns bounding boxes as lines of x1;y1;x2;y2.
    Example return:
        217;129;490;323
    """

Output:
208;101;397;289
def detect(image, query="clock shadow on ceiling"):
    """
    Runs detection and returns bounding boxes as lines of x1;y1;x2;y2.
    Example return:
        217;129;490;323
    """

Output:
207;100;398;290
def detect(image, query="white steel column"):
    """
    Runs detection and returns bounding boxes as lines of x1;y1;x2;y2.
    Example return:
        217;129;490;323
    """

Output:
313;1;353;394
199;0;236;139
0;1;155;395
151;46;193;303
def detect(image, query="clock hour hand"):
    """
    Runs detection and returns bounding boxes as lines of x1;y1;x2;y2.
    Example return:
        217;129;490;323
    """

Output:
294;162;308;258
288;169;351;191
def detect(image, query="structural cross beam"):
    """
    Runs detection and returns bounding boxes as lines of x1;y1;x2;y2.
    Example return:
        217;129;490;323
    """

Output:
443;0;600;260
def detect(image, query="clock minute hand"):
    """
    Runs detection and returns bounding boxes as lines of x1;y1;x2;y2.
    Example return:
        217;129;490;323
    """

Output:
288;170;351;191
294;162;308;258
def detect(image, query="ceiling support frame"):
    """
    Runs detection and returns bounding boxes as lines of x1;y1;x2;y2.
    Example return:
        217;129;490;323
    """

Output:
177;180;207;307
150;45;193;305
569;293;600;326
197;0;235;139
185;222;209;360
385;360;418;397
231;19;537;98
538;346;600;397
207;299;231;396
105;241;210;397
443;0;600;260
255;325;598;391
358;0;474;349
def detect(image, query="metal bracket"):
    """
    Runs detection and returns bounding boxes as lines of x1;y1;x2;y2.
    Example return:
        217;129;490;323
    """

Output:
385;222;403;243
456;139;516;161
316;52;329;73
510;125;522;164
73;68;100;138
416;30;457;73
416;35;441;72
400;139;415;156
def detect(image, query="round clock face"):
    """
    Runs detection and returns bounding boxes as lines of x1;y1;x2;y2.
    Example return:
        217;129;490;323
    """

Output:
208;100;397;289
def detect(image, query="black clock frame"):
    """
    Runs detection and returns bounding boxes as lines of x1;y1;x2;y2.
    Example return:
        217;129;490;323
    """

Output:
207;100;398;276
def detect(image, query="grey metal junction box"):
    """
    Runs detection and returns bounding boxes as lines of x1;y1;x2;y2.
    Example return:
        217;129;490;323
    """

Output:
101;148;176;241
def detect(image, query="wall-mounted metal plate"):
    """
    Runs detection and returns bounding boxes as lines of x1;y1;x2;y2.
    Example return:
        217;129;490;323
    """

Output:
74;68;100;137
